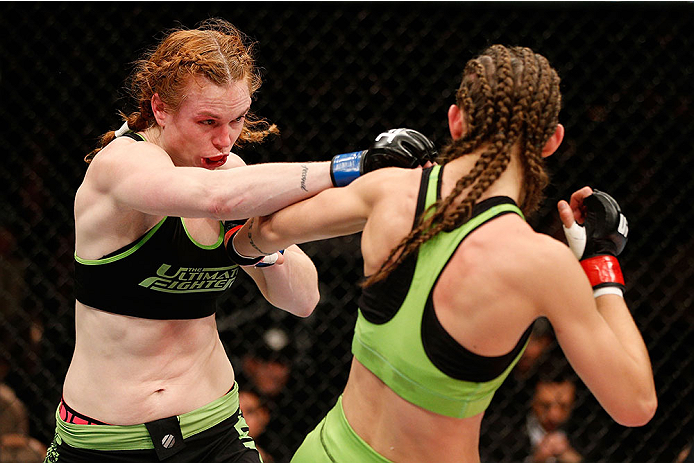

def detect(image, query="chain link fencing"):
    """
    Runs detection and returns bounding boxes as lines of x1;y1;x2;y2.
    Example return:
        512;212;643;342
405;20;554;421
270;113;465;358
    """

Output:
0;3;692;462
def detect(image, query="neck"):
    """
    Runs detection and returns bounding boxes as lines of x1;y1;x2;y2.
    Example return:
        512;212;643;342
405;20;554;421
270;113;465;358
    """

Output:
441;145;523;205
142;126;163;147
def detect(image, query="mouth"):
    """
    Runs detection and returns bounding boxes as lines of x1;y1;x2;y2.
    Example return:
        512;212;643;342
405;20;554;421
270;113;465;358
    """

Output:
201;154;228;169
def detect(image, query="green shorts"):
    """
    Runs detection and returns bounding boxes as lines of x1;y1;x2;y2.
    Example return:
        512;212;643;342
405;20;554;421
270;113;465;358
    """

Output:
291;395;391;463
45;382;261;463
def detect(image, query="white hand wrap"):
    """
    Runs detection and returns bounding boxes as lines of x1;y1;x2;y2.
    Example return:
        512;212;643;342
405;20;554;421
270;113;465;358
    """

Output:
232;236;282;268
563;222;587;260
255;252;282;268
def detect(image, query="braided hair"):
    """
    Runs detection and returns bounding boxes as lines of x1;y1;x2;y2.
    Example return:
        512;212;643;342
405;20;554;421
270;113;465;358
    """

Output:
86;18;278;163
363;45;562;287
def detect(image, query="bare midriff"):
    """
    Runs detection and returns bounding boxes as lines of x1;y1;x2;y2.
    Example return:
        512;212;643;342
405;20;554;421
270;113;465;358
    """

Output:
342;359;484;463
62;302;234;425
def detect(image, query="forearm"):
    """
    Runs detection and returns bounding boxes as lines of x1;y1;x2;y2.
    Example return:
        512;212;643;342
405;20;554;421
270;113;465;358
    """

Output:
595;294;656;395
245;245;319;317
233;215;292;258
213;161;333;220
558;189;656;426
234;176;377;258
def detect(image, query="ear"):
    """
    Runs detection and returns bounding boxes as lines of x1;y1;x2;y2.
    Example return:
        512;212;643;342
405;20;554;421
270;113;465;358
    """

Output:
541;123;564;158
448;104;465;140
151;93;168;127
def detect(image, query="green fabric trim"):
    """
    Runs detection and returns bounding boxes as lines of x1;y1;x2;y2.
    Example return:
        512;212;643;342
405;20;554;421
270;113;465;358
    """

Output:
74;218;167;265
181;218;224;249
353;166;527;418
55;383;240;451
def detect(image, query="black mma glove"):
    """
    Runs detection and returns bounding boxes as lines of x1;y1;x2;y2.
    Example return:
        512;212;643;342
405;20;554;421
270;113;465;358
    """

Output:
563;190;629;296
330;128;437;187
223;220;283;268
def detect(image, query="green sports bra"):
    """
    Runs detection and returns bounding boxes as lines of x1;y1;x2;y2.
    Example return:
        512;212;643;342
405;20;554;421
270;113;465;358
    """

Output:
353;165;533;418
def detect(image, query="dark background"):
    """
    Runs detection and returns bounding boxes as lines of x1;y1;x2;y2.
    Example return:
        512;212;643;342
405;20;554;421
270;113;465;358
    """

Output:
0;2;692;462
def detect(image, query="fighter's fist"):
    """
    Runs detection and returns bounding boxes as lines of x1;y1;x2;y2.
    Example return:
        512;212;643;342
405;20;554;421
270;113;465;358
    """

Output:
560;188;628;295
362;128;437;172
582;190;628;258
561;189;628;260
330;128;437;187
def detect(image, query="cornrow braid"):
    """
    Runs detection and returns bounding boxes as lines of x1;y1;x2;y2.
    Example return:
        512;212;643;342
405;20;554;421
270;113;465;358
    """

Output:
517;48;561;215
363;44;561;287
517;47;545;213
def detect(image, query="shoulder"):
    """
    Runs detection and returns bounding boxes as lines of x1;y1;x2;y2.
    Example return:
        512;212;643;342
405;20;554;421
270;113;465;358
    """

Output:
86;137;172;178
76;138;172;213
217;152;246;169
463;221;581;296
504;229;581;283
500;229;590;316
351;166;423;200
91;137;170;165
82;138;172;188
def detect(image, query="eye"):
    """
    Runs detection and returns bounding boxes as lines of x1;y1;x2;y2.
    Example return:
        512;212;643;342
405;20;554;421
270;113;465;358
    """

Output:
199;119;215;126
234;114;246;123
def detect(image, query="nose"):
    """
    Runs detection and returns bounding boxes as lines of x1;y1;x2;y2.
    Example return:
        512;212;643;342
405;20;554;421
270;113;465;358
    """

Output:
212;126;233;152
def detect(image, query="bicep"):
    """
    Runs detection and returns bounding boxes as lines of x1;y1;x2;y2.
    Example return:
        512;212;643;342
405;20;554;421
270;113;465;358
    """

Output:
91;144;219;217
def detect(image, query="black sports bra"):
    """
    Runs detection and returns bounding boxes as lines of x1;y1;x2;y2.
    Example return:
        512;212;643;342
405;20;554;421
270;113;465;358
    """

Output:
74;132;238;319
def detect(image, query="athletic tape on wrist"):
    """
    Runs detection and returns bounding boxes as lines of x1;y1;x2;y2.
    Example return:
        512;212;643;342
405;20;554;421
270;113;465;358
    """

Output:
580;255;625;289
593;287;624;298
224;226;263;266
256;249;285;268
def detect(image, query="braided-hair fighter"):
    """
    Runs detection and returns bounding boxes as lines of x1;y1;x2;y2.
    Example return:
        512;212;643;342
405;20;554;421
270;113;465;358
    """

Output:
232;45;656;462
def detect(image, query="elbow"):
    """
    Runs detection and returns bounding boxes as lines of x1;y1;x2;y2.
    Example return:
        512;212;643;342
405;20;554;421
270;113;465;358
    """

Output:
294;306;315;319
207;184;247;221
293;290;320;318
633;394;658;426
614;394;658;427
274;282;320;318
206;193;229;221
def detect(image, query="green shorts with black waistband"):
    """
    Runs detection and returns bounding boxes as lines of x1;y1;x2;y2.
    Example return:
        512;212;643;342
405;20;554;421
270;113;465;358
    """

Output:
44;382;262;463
